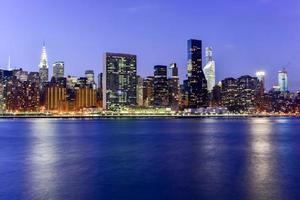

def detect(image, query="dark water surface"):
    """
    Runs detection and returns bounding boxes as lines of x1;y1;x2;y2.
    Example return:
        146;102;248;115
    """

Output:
1;118;300;200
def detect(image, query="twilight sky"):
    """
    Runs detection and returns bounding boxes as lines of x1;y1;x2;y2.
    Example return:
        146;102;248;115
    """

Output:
0;0;299;90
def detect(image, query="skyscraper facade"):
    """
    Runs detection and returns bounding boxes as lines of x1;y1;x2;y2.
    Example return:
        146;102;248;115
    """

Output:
278;68;288;92
154;65;169;107
103;53;137;110
137;76;144;107
85;70;95;85
53;61;65;79
187;39;208;108
203;47;216;92
143;76;154;107
168;63;179;111
39;44;49;84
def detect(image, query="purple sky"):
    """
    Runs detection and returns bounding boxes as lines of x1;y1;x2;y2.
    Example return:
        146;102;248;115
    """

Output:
0;0;299;90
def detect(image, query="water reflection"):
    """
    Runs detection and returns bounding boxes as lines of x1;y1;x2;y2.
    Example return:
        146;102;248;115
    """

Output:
27;119;60;199
246;118;281;199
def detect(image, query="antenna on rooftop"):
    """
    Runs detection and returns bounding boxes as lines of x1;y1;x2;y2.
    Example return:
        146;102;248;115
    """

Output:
8;56;11;70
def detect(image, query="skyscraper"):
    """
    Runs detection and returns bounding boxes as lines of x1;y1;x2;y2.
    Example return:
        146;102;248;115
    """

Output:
278;68;288;92
85;70;95;86
53;61;65;79
136;76;144;107
168;63;179;111
39;43;49;83
187;39;208;108
103;53;137;110
203;47;216;92
143;76;154;107
153;65;169;107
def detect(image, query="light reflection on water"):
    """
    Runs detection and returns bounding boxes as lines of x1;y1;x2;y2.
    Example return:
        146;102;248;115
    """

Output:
27;119;60;199
0;118;300;200
246;118;282;199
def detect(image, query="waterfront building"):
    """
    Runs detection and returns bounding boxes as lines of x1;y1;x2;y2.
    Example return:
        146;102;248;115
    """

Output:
211;85;222;107
39;43;49;84
187;39;208;108
168;63;179;111
278;68;288;92
221;78;238;111
103;53;137;110
53;61;65;79
237;75;259;112
5;77;40;112
180;79;189;110
0;83;5;112
137;76;144;107
44;84;67;112
255;71;266;111
75;86;97;111
97;73;103;103
203;47;216;92
153;65;169;107
143;76;154;107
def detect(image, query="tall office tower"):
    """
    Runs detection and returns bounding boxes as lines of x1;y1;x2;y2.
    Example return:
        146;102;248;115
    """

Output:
187;39;208;108
103;53;137;110
0;83;5;112
153;65;169;107
39;43;49;84
75;86;97;111
85;70;95;85
211;85;222;107
97;73;103;102
168;63;179;111
180;79;189;109
143;76;154;107
203;47;216;92
221;77;238;111
256;71;265;90
137;76;144;107
53;61;65;79
237;75;259;112
255;71;266;109
278;68;288;92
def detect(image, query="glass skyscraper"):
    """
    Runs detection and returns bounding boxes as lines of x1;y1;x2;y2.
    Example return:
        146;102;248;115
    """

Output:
103;53;137;110
203;47;216;92
278;68;288;92
53;61;65;79
153;65;169;107
187;39;208;108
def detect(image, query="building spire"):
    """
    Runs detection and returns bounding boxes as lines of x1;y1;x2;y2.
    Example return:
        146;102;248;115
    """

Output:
39;42;48;69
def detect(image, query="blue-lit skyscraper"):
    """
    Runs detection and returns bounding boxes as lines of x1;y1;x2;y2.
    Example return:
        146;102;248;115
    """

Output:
187;39;208;108
278;68;288;92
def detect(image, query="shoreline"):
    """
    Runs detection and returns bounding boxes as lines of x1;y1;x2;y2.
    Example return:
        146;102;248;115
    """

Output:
0;114;299;119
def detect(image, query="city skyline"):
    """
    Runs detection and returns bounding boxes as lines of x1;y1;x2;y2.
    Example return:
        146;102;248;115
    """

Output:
0;0;299;91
